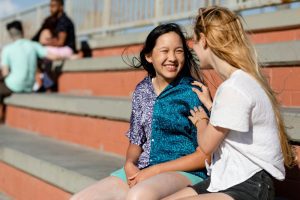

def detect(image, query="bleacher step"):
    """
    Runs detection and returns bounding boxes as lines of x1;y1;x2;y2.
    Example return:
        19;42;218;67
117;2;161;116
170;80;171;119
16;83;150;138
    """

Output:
0;193;11;200
0;125;124;194
5;93;131;121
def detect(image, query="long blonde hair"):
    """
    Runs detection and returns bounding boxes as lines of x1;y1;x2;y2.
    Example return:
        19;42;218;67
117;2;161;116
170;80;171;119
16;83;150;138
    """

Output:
194;6;294;167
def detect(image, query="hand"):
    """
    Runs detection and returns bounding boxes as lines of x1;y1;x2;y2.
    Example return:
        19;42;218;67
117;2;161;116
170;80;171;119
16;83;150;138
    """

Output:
124;161;140;188
133;165;160;184
188;106;209;127
191;81;213;111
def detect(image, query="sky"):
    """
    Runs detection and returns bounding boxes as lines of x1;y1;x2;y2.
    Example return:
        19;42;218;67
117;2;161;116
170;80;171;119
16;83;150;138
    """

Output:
0;0;47;18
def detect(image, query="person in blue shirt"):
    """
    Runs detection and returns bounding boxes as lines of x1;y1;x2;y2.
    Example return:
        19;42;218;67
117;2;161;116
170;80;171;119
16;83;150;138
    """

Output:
71;23;210;200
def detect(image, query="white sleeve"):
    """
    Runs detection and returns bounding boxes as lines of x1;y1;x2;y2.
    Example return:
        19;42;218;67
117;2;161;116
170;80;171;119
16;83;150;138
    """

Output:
210;84;253;132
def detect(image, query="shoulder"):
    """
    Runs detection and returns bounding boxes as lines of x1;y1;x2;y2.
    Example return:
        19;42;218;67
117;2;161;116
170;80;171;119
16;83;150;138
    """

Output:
135;76;151;91
1;42;15;56
176;76;199;95
59;13;74;25
216;72;254;105
133;76;152;97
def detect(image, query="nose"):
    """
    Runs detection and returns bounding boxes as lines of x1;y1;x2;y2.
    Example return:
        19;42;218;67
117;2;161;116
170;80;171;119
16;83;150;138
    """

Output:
168;51;177;62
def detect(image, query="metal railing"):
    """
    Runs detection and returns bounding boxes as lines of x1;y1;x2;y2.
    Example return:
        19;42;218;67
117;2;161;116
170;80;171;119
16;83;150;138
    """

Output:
0;0;298;46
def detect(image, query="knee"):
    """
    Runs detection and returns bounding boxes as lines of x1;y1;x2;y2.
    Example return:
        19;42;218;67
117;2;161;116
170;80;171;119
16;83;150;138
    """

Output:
126;185;158;200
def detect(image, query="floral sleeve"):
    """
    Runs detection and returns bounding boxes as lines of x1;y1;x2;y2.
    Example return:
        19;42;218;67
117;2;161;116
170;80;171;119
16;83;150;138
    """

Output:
126;88;145;146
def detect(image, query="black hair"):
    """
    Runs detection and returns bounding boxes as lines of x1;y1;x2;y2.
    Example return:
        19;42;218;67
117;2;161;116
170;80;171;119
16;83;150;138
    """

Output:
127;23;203;82
6;20;23;33
52;0;64;6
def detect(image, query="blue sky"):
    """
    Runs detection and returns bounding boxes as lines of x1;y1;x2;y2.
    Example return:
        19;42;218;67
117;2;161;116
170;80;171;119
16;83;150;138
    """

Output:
0;0;47;18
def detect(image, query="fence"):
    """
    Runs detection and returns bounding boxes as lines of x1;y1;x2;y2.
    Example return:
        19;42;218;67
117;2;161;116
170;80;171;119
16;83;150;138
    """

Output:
0;0;297;46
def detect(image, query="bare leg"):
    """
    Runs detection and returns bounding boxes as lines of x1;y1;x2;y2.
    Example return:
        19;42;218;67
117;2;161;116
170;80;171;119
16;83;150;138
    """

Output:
70;176;129;200
125;172;194;200
162;187;198;200
175;193;234;200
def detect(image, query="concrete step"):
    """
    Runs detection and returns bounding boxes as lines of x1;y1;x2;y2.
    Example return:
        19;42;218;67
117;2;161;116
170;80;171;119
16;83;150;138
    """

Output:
0;193;12;200
4;93;131;156
4;94;300;153
0;125;124;200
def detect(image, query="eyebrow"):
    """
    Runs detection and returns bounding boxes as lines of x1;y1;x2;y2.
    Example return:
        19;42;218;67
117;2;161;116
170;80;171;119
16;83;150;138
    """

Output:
157;46;183;50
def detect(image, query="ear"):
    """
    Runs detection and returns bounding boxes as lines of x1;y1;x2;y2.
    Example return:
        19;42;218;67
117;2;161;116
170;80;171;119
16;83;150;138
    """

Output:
200;33;207;49
145;53;153;63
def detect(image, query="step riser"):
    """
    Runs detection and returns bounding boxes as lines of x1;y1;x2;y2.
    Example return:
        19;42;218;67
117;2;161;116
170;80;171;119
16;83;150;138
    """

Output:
0;162;71;200
59;67;300;106
6;106;129;156
249;28;300;44
59;70;146;97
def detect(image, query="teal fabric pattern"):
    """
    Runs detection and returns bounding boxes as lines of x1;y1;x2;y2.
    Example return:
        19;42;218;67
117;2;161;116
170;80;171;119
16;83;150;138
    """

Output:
149;76;207;179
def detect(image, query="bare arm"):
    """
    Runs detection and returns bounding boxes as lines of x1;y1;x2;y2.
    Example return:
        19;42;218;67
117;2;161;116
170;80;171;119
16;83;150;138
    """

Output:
54;31;67;47
197;123;228;155
155;147;210;173
124;143;142;187
125;142;142;165
1;65;9;77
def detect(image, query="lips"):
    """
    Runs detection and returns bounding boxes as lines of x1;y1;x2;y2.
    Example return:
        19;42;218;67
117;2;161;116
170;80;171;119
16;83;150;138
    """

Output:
165;64;178;72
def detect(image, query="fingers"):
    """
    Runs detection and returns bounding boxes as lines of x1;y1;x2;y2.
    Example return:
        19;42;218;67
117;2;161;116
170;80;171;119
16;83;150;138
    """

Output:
128;172;139;180
191;81;205;89
128;179;137;188
192;88;203;99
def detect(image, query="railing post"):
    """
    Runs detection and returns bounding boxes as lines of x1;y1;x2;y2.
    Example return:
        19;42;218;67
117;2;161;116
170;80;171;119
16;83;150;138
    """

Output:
0;20;3;47
155;0;163;26
102;0;111;35
65;0;73;16
36;6;43;32
225;0;239;9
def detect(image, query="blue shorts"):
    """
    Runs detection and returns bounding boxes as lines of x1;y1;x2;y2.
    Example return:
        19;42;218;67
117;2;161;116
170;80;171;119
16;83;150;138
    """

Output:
110;167;204;185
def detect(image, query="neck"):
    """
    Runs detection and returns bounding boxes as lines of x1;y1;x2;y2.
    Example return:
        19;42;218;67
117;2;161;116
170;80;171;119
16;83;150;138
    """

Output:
211;53;237;80
152;76;170;95
12;36;22;41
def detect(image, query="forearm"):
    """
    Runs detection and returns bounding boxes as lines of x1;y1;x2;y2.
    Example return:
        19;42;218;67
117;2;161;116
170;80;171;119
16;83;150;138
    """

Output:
153;149;210;174
1;66;9;77
125;143;142;165
197;123;228;155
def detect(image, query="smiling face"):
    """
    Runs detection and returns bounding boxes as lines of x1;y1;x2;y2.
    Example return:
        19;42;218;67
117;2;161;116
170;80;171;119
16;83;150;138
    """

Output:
145;31;185;83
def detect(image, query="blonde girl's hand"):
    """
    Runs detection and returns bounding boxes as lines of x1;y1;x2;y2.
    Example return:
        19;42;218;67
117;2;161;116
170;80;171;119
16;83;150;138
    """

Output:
188;106;209;127
191;81;213;111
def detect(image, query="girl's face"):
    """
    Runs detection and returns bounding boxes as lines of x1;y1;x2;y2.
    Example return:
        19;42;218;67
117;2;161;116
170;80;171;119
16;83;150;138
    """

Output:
192;34;209;68
146;32;185;83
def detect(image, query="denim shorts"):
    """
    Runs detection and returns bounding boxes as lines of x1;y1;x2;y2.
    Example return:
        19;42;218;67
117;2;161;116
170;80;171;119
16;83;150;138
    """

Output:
190;170;275;200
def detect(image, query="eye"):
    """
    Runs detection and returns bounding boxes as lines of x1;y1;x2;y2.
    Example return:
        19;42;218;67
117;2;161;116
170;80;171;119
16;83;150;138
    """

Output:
160;49;168;53
176;49;184;53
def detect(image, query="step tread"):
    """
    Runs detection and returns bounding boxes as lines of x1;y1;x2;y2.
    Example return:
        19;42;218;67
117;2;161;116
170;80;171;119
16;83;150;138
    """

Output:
4;93;131;121
0;125;124;193
0;193;12;200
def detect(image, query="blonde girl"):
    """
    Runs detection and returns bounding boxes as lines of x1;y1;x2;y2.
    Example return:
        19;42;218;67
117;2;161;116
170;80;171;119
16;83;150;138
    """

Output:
164;6;294;200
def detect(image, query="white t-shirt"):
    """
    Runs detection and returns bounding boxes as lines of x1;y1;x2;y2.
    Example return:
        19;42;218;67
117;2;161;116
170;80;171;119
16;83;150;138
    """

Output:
207;69;285;192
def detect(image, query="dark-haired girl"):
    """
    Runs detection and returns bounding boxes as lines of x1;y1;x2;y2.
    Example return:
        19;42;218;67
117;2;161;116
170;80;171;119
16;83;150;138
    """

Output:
71;23;209;200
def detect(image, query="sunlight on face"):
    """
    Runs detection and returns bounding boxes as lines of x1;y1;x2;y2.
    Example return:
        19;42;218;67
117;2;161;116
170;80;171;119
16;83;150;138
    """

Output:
146;32;185;83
